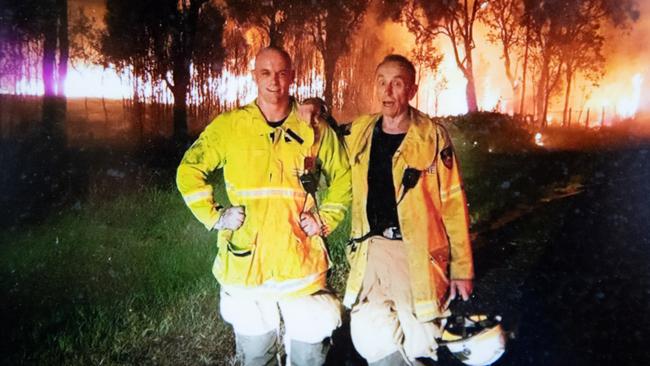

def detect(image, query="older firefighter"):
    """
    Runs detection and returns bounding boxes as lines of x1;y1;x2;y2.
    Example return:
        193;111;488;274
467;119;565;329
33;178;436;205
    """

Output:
176;47;351;366
343;54;474;365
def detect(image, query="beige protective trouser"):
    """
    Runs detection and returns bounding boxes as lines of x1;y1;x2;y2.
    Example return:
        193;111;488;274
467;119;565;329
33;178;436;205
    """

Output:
220;290;342;365
350;237;446;364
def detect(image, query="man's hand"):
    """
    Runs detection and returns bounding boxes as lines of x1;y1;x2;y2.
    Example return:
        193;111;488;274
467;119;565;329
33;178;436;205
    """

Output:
449;279;474;301
299;212;322;237
297;98;324;124
214;206;246;231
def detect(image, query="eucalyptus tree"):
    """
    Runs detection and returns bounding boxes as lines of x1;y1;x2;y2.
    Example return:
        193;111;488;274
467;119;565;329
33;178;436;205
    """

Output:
524;0;639;125
392;0;488;113
102;0;226;142
480;0;525;115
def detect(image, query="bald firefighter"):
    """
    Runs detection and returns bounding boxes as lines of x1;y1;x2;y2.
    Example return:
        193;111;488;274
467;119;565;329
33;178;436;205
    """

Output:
176;47;351;366
342;54;475;365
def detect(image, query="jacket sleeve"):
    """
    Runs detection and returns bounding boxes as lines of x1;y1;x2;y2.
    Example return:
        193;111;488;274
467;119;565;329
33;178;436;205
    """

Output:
176;115;228;230
436;125;474;280
316;119;352;236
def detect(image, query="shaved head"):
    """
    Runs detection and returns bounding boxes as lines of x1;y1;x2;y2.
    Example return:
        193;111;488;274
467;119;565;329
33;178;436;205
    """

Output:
255;46;293;71
253;46;295;110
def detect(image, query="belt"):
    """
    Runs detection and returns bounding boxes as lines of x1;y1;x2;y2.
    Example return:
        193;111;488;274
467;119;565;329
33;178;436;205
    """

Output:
347;226;403;252
381;227;402;240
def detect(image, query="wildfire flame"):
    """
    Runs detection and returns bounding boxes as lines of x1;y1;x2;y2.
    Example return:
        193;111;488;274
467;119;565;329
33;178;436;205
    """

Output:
616;73;643;119
2;60;323;109
1;16;646;124
583;72;644;125
414;47;470;116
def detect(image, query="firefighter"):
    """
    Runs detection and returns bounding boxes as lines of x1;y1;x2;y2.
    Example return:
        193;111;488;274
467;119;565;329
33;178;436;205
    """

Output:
343;54;475;365
176;47;351;366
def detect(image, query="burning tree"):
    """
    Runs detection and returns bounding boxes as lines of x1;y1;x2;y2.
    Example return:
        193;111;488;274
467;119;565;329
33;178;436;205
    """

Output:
225;0;299;48
302;0;370;109
102;0;226;143
224;1;319;98
524;0;639;126
410;41;444;111
390;0;487;113
480;0;525;115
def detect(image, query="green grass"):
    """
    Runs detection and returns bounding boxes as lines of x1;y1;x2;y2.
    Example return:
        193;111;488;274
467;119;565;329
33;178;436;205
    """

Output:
0;169;354;365
0;184;236;365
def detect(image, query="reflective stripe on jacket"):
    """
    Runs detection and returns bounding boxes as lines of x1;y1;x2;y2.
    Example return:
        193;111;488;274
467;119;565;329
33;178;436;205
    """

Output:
343;108;474;321
177;100;351;299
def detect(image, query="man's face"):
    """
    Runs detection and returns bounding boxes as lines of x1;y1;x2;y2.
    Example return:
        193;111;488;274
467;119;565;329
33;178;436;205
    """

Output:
375;61;418;119
253;50;294;106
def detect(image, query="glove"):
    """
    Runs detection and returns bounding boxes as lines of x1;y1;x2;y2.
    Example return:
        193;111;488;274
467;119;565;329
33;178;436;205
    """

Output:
214;206;245;231
299;212;322;237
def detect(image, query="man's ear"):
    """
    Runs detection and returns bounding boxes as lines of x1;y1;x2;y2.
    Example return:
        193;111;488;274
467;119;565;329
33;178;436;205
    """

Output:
409;83;419;101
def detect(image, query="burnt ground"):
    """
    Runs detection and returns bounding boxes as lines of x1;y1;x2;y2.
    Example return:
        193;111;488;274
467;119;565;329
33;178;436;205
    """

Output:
327;145;650;366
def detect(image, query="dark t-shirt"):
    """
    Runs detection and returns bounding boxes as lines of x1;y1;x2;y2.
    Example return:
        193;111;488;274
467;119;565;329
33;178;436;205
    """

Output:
267;116;287;128
366;119;406;233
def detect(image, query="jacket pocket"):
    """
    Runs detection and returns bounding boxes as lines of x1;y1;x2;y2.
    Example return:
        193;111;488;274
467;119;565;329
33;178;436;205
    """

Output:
227;240;253;257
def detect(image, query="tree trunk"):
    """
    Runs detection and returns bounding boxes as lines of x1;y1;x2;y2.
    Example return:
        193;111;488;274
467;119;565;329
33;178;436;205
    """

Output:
56;0;68;97
435;94;440;117
172;61;190;142
102;96;109;130
464;49;478;113
42;27;57;97
536;52;550;124
42;13;65;145
465;68;478;113
323;53;336;109
503;44;516;115
519;27;530;116
542;73;551;127
562;67;573;127
268;13;281;47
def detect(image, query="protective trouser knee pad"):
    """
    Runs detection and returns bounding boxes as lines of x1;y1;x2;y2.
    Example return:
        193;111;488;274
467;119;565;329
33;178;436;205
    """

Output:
235;330;279;366
289;339;330;366
350;303;400;362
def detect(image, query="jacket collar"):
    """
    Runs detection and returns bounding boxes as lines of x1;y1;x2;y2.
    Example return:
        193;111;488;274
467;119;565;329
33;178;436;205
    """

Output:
243;98;305;130
355;107;437;170
398;107;437;169
242;98;314;146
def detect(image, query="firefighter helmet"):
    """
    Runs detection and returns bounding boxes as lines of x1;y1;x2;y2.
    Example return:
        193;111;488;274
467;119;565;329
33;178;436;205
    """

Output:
441;314;506;366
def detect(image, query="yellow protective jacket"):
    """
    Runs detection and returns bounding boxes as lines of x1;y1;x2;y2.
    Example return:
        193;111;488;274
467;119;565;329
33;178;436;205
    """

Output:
177;100;351;299
343;108;474;321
